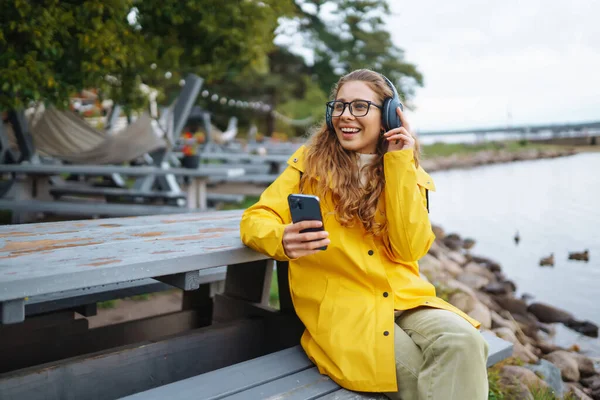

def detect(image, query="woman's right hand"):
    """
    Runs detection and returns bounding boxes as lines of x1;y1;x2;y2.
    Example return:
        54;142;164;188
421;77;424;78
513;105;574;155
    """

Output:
282;220;330;259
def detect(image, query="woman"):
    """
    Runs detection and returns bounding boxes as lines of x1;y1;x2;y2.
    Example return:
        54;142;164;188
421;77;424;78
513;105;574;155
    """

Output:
240;69;489;399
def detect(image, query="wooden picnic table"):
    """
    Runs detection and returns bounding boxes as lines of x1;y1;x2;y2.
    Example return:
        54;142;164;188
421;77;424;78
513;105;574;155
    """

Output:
0;208;292;396
0;163;245;220
0;209;264;324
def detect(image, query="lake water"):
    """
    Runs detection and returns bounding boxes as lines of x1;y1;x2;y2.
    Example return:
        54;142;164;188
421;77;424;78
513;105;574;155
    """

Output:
428;151;600;356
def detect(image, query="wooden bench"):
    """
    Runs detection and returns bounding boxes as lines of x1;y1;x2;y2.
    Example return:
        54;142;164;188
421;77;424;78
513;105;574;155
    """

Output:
0;210;513;399
121;330;513;400
48;183;245;207
0;163;245;222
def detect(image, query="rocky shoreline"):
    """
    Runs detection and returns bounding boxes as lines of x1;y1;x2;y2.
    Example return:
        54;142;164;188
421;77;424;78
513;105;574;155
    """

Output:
423;227;599;399
421;147;579;172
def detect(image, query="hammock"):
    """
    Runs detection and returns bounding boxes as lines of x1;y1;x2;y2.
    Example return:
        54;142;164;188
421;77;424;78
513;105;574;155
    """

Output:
27;106;166;165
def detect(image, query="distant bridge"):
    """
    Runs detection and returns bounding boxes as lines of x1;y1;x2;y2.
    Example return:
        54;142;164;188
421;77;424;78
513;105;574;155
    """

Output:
417;120;600;137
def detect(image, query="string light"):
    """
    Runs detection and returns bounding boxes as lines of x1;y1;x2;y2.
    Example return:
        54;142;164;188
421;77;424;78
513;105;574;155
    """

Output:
199;87;315;126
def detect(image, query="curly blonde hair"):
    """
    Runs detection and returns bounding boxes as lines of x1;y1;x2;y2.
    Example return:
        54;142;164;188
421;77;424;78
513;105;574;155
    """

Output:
300;69;421;236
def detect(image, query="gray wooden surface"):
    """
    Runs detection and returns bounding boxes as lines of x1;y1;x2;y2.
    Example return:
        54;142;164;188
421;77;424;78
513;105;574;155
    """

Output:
0;163;244;178
121;346;314;400
121;330;513;400
0;210;266;303
200;152;291;164
0;199;195;217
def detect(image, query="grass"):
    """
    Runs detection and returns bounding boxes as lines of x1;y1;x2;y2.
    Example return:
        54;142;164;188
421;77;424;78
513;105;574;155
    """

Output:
269;269;280;309
219;196;260;211
97;300;118;309
421;140;556;158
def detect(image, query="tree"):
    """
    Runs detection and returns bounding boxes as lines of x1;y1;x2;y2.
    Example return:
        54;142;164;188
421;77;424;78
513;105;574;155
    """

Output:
0;0;143;110
288;0;423;105
0;0;294;111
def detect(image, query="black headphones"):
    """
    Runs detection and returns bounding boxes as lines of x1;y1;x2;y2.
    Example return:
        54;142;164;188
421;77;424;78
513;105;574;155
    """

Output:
326;73;403;133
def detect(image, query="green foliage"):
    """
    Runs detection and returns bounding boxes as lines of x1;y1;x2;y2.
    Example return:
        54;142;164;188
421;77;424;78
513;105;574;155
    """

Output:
530;387;576;400
289;0;423;104
421;141;557;158
135;0;294;86
488;369;505;400
0;0;148;110
98;299;118;309
0;0;293;110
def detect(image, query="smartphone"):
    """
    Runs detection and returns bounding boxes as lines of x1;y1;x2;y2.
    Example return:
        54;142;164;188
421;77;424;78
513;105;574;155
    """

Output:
287;194;327;251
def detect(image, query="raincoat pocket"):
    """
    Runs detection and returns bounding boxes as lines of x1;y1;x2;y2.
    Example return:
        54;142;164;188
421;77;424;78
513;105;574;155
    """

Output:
317;277;339;336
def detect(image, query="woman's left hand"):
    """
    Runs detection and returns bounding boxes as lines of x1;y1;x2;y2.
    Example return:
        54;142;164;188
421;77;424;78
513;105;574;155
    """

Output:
383;106;415;151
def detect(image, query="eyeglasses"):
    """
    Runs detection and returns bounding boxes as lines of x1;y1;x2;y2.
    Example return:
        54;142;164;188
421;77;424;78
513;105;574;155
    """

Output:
326;100;382;117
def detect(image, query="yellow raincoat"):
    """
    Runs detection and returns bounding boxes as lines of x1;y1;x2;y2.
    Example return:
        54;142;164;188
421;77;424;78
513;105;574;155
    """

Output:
240;146;480;393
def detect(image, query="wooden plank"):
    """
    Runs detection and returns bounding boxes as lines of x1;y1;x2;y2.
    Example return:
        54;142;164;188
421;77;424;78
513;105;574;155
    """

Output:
0;299;24;324
0;163;243;178
482;330;514;367
224;259;273;304
276;261;295;314
121;345;313;400
212;293;278;322
318;389;387;400
223;367;339;400
0;199;193;218
24;280;174;317
209;173;278;185
155;271;202;291
0;319;269;400
0;309;205;374
0;210;269;304
50;184;186;199
200;152;291;163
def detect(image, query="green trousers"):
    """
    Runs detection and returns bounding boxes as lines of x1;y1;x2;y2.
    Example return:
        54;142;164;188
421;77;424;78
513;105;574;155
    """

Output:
384;308;489;400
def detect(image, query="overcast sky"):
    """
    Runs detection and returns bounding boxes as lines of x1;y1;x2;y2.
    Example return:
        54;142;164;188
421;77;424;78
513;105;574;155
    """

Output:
384;0;600;131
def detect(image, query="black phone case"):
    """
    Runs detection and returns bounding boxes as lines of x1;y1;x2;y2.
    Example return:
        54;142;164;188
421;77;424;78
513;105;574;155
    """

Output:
287;194;327;250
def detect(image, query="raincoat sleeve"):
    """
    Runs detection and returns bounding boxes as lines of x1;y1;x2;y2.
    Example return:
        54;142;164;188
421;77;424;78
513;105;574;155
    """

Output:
383;149;436;262
240;166;300;261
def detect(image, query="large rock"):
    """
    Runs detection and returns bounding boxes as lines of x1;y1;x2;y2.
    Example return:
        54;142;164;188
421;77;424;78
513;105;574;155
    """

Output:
464;261;496;280
436;253;463;277
491;310;518;332
468;301;492;329
570;353;597;377
475;291;503;313
444;279;477;297
448;291;477;313
482;281;513;296
527;302;574;324
535;339;563;355
498;375;534;400
418;254;447;282
470;254;502;272
494;296;529;316
565;320;599;338
443;235;463;251
525;359;565;397
431;225;445;240
446;250;467;265
427;240;443;258
493;328;539;363
456;272;489;290
565;383;593;400
544;351;580;382
501;365;548;390
581;375;600;391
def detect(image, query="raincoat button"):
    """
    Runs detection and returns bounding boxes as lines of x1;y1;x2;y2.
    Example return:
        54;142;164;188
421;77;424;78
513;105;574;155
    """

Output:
293;158;298;163
383;331;389;336
368;250;374;256
383;292;389;297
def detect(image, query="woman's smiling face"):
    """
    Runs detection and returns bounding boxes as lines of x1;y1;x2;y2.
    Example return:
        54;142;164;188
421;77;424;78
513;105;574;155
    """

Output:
333;81;383;154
